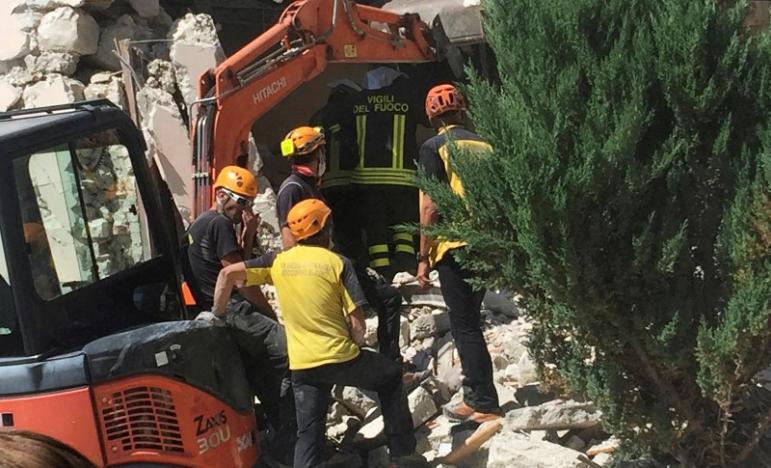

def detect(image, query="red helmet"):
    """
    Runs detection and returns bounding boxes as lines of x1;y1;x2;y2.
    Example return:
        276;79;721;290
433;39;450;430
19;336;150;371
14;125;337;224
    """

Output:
425;84;466;120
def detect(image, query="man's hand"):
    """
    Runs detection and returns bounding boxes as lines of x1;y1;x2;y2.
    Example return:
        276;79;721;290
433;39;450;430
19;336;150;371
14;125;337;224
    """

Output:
242;208;261;233
416;259;432;289
195;311;227;327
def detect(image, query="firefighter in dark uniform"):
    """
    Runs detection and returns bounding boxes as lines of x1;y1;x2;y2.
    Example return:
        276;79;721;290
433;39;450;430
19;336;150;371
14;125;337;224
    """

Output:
310;80;362;260
353;66;423;281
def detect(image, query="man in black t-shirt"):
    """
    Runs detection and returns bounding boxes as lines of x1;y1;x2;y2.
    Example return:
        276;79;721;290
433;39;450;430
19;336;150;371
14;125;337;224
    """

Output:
188;165;295;464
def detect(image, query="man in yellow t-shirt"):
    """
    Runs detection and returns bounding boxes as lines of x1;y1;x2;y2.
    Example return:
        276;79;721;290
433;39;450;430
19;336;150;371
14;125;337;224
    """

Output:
211;199;427;468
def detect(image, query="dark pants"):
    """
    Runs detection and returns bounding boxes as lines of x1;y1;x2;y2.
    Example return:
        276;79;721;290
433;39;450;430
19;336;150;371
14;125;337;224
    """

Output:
291;351;416;467
359;186;418;280
322;185;363;262
224;299;296;458
355;264;403;363
435;251;499;412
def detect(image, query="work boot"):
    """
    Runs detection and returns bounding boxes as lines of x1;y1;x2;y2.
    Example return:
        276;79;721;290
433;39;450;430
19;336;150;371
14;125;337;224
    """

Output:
442;401;502;424
389;453;429;467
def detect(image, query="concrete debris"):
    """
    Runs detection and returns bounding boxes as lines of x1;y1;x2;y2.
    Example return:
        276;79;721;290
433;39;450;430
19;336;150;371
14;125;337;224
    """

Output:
25;52;79;75
23;74;85;107
336;386;377;419
145;59;177;94
86;14;140;70
0;82;22;111
410;313;437;341
504;400;602;431
84;73;126;108
363;315;379;347
169;13;225;106
37;7;100;56
408;386;438;428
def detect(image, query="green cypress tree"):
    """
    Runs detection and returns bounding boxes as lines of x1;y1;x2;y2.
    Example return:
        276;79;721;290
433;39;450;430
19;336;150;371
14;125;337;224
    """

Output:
421;0;771;464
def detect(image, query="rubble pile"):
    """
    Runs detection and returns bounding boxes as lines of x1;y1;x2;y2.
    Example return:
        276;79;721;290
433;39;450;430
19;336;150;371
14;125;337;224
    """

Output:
321;279;621;468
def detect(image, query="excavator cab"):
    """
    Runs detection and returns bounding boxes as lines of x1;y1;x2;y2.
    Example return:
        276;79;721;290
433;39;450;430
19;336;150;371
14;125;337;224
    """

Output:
0;100;258;467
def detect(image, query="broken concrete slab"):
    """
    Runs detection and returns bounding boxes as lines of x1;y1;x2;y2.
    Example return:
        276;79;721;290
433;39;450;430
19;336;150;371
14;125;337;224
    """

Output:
503;400;602;431
408;386;439;428
37;7;99;56
169;13;224;106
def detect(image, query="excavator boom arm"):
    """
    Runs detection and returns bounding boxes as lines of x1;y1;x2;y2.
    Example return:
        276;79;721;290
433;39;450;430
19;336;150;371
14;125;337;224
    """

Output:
192;0;434;215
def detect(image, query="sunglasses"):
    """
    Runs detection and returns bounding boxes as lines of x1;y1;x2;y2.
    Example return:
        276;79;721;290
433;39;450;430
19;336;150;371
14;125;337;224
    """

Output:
222;189;254;208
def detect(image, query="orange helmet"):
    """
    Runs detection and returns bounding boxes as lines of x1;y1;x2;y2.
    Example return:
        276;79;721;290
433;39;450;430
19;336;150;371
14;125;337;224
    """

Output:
281;126;325;158
287;198;332;241
213;165;258;198
425;84;466;120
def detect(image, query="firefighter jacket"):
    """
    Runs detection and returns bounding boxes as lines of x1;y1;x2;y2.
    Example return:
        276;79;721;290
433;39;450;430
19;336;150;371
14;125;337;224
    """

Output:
352;77;421;187
311;96;358;190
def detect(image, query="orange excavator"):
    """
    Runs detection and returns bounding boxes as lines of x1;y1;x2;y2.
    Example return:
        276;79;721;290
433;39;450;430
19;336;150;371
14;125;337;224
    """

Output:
192;0;436;215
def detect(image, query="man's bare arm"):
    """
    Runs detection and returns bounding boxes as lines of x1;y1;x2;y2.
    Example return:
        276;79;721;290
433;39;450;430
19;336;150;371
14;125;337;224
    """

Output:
212;263;247;317
346;307;366;347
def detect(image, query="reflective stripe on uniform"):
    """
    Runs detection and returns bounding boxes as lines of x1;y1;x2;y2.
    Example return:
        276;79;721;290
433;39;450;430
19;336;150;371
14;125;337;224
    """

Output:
395;244;415;255
391;114;406;170
356;115;367;168
369;258;391;268
393;232;412;243
368;244;389;255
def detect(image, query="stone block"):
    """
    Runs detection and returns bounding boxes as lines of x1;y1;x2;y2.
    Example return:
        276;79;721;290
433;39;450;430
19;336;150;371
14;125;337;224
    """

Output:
503;400;602;431
408;386;438;428
486;433;589;468
25;52;79;75
169;13;224;105
0;82;22;111
410;313;436;341
23;75;85;108
37;7;99;55
337;386;377;419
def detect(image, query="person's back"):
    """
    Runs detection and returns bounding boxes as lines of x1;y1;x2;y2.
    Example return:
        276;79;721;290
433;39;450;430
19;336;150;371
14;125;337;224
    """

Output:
245;245;362;370
352;70;424;278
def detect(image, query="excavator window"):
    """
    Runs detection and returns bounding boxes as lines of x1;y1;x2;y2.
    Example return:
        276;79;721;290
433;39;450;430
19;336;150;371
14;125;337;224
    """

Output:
13;129;156;301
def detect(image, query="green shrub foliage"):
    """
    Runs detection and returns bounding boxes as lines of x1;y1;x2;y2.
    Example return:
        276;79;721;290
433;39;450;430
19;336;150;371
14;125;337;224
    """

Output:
422;0;771;464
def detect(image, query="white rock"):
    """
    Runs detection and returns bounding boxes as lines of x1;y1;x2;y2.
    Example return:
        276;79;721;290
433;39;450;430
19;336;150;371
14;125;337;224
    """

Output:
23;75;85;108
503;400;602;431
1;65;41;87
0;28;31;61
592;452;612;465
504;363;519;381
89;71;113;84
408;386;438;428
363;316;379;347
0;82;22;111
84;75;126;109
37;7;99;56
338;386;377;418
516;352;538;385
486;433;589;468
410;313;437;341
24;52;79;75
128;0;159;17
